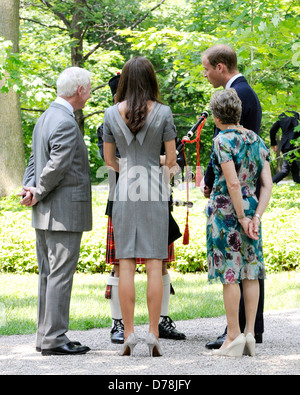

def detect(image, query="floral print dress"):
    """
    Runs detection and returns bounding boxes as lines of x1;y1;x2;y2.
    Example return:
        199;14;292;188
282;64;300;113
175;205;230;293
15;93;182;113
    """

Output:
206;128;270;284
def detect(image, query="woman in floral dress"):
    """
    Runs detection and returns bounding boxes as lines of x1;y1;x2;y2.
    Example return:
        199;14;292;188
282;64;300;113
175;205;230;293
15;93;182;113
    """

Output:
206;88;273;357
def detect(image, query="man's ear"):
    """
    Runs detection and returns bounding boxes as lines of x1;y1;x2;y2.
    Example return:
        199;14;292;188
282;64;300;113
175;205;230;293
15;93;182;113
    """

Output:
77;85;84;96
216;63;225;73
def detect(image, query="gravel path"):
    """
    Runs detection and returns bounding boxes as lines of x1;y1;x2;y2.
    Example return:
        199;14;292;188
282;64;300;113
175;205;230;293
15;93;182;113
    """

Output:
0;308;299;376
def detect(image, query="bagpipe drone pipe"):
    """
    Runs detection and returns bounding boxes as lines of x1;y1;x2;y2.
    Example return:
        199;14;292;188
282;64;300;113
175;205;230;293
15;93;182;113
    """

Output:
172;111;209;245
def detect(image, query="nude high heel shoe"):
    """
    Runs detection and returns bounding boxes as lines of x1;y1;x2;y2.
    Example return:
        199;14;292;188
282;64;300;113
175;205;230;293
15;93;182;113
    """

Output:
119;333;138;356
145;333;163;357
212;334;246;357
243;333;256;356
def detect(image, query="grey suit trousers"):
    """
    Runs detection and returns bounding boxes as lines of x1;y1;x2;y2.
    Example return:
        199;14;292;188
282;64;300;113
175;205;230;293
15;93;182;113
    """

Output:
35;229;82;350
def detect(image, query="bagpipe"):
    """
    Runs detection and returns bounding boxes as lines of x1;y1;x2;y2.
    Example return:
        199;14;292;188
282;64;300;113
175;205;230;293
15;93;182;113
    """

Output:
172;111;209;245
176;111;209;156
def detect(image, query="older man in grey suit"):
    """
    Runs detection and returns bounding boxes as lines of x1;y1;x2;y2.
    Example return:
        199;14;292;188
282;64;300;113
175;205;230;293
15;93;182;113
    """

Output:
20;67;92;356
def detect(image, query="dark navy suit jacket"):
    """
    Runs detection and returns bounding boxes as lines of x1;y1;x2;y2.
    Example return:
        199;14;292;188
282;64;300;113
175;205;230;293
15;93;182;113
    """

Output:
204;76;262;189
269;112;300;153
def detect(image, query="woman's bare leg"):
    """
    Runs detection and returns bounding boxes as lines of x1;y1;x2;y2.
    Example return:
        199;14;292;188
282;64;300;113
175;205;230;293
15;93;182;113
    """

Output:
119;258;136;340
221;283;241;349
242;279;259;336
145;259;163;339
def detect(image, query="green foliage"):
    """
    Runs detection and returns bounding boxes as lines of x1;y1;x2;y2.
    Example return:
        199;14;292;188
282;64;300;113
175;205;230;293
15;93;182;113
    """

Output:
0;38;23;93
0;194;37;273
1;0;299;335
1;0;298;182
17;0;149;182
117;0;300;169
262;183;300;271
1;184;299;274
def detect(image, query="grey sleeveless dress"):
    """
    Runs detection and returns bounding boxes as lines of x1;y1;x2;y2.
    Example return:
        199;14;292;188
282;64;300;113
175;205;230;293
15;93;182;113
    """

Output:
102;102;177;259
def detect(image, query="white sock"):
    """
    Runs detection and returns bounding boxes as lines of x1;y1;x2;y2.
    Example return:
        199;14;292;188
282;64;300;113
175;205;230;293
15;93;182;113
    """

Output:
107;275;122;324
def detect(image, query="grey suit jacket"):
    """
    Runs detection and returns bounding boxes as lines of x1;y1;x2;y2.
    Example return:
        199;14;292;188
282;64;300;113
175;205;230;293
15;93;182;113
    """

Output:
23;102;92;232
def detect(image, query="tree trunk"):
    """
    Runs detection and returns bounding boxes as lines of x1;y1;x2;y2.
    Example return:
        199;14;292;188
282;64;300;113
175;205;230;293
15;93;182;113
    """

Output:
0;0;25;197
71;0;85;135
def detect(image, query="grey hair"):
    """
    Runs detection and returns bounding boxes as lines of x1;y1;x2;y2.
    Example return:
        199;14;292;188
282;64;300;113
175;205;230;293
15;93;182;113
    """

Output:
56;67;91;97
209;88;242;125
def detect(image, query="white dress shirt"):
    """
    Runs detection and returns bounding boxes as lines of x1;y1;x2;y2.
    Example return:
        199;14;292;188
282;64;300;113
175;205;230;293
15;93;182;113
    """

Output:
55;96;75;116
226;73;243;89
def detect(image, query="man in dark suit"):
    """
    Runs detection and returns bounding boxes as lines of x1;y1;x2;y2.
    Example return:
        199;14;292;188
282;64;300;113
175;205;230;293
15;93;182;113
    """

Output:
201;44;264;349
202;44;262;196
20;67;92;356
270;111;300;184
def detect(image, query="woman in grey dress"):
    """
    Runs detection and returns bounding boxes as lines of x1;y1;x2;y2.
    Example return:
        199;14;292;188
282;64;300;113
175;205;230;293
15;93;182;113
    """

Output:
103;57;177;356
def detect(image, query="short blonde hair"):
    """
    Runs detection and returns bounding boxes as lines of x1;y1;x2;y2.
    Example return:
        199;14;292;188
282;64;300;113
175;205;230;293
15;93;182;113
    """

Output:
209;88;242;125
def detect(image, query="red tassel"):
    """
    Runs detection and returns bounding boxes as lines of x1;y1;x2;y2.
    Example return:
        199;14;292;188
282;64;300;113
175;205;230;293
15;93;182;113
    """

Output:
179;115;207;245
195;122;203;187
182;211;189;245
183;225;189;245
195;166;202;187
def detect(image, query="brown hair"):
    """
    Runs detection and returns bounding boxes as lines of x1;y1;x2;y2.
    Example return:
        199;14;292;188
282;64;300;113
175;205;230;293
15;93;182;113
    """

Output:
115;57;161;134
202;44;238;73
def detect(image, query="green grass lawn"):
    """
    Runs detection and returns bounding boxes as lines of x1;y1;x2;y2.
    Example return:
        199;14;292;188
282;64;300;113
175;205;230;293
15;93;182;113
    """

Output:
0;183;299;336
0;271;299;336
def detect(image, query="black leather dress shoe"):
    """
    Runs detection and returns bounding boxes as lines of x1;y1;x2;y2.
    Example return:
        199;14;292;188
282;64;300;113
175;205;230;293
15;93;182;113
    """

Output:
205;333;226;350
159;316;186;340
111;319;125;344
255;333;263;343
36;341;82;353
41;342;90;356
